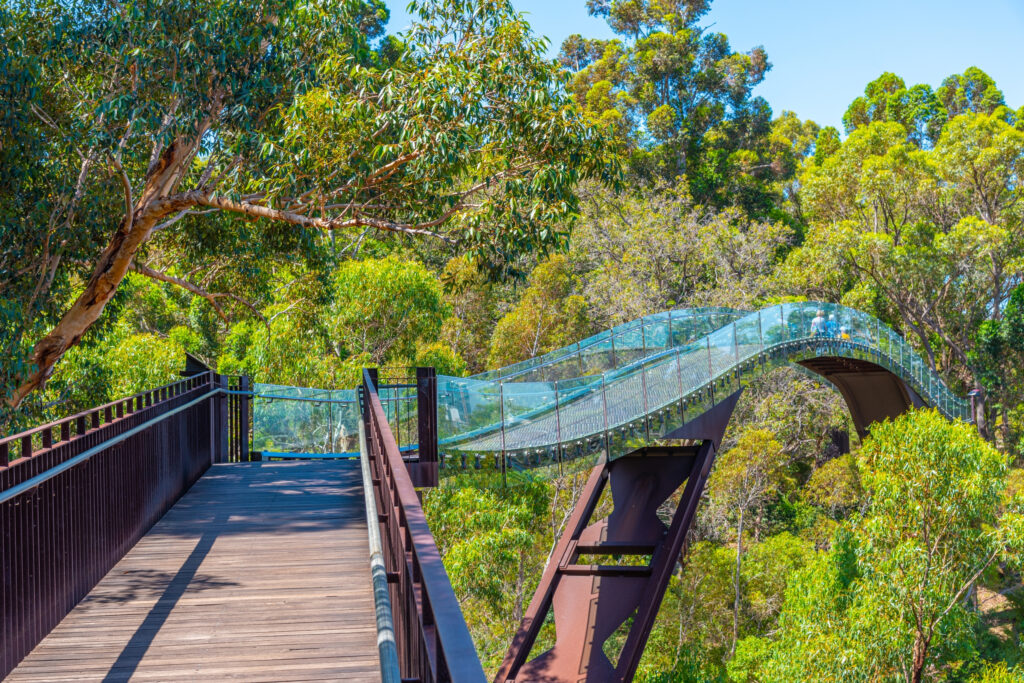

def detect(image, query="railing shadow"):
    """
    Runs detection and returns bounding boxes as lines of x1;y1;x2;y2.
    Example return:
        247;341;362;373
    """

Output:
102;526;222;682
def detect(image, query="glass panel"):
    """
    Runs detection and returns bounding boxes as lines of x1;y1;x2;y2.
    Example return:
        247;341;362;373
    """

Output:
707;324;736;379
734;314;762;361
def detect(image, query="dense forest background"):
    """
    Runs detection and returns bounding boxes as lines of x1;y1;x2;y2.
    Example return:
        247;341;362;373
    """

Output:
2;0;1024;680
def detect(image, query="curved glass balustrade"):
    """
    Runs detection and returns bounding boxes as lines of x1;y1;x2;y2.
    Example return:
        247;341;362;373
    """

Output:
469;307;747;382
252;303;970;463
437;303;969;462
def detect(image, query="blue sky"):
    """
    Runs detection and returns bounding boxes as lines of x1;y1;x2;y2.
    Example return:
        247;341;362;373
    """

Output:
383;0;1024;132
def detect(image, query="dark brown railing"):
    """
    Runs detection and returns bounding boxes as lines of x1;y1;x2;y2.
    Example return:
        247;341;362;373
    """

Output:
0;371;250;677
361;369;485;683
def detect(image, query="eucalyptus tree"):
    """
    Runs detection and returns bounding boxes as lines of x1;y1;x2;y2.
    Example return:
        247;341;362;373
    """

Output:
558;0;777;214
842;68;1010;149
0;0;616;410
843;72;947;147
783;112;1024;438
731;410;1024;683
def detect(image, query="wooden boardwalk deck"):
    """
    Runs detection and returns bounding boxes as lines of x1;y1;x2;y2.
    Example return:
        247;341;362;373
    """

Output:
8;460;381;682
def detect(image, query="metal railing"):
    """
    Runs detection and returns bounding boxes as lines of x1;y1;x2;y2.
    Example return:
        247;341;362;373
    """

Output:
0;371;250;678
358;418;401;683
361;369;485;683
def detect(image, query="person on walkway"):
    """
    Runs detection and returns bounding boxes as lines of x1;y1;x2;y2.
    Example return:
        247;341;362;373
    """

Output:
811;309;826;337
826;314;839;337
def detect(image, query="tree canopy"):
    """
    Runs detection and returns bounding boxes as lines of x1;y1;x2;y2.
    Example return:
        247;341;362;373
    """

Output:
0;0;617;410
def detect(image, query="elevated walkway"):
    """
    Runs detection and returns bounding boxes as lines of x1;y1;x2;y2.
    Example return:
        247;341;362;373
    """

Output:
8;461;380;682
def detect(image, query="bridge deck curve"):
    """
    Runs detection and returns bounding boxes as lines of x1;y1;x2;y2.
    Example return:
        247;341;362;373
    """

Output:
7;461;380;682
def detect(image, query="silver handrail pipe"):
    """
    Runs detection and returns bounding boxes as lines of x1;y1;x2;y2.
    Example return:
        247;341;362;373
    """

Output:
358;419;401;683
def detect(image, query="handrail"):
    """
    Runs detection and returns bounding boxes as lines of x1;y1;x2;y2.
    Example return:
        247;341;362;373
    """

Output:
358;419;401;683
1;371;244;679
0;375;198;447
361;369;485;683
0;387;221;504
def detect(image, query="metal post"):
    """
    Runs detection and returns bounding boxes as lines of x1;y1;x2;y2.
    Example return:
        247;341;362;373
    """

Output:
499;382;507;487
394;385;401;450
216;374;229;463
640;362;651;443
706;337;714;404
675;346;684;399
732;323;740;390
601;373;610;459
328;388;334;453
416;367;438;488
239;375;251;461
554;381;563;476
609;329;617;369
756;311;764;373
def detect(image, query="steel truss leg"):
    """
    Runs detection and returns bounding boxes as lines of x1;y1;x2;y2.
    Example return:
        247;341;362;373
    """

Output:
496;390;742;683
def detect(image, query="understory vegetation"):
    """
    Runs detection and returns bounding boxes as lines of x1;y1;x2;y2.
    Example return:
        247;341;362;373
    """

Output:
2;0;1024;679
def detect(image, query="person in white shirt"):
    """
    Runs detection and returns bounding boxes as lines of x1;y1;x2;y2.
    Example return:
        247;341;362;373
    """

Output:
810;310;826;337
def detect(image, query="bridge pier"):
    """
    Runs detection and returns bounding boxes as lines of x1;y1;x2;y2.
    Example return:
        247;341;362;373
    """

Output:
496;391;742;683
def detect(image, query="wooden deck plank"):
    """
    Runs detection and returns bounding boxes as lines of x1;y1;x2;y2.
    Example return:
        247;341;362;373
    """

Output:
8;461;380;682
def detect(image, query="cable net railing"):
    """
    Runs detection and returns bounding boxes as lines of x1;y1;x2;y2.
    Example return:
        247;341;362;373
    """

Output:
253;302;970;466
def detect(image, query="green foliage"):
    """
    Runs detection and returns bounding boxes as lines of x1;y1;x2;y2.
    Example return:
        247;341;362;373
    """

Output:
40;319;185;416
803;454;862;518
487;255;589;367
439;255;498;373
1;0;620;414
569;186;792;325
843;72;947;146
938;68;1008;120
415;342;467;377
782;109;1024;442
737;410;1023;681
969;662;1024;683
423;472;556;673
561;0;782;215
330;257;447;364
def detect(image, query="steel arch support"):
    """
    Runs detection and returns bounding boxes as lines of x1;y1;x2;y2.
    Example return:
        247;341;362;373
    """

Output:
496;390;741;683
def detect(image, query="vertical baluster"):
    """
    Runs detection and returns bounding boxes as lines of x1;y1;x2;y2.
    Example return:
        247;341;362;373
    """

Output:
640;361;650;442
499;382;507;487
601;372;610;459
706;336;714;403
554;381;562;476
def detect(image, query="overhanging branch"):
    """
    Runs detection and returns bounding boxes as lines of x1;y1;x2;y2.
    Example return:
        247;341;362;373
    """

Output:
129;262;229;322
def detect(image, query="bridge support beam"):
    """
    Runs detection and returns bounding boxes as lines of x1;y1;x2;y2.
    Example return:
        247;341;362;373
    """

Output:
796;357;925;438
496;391;741;683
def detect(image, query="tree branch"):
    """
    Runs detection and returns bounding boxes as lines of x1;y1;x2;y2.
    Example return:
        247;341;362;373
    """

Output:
110;156;134;231
188;192;455;241
129;262;229;322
